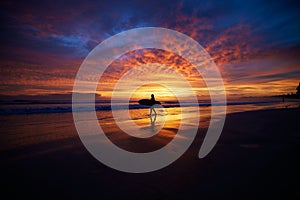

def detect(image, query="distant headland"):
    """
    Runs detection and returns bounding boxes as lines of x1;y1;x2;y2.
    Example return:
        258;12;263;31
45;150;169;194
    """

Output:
273;82;300;99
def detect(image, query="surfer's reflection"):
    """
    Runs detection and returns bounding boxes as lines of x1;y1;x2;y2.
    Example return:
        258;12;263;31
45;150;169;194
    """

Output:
150;113;157;132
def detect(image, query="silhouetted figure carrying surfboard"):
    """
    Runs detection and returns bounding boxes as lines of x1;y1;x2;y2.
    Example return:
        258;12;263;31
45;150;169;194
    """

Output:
138;94;161;116
150;94;157;116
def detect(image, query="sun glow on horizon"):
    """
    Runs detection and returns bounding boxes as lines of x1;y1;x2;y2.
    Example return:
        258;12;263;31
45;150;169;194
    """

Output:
129;83;178;101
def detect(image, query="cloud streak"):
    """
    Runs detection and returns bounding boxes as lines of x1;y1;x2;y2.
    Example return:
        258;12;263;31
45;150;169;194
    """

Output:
0;0;299;97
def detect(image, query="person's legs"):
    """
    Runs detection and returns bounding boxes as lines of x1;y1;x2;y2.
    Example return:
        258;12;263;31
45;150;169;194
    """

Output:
150;107;153;116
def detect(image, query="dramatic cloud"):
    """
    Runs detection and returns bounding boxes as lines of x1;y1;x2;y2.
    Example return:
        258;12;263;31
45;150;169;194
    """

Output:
0;0;299;96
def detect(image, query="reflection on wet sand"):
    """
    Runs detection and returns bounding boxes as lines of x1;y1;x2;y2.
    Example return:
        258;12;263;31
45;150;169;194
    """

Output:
96;106;210;153
0;106;209;155
98;107;180;153
140;114;157;134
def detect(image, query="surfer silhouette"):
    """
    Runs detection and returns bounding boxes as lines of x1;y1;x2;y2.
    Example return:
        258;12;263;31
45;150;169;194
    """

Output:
150;94;157;116
138;94;161;116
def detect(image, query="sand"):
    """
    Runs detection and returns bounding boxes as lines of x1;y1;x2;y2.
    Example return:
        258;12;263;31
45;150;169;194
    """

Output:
1;108;299;199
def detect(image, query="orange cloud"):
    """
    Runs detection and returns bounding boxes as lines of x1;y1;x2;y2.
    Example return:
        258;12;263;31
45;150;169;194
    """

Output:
97;49;209;99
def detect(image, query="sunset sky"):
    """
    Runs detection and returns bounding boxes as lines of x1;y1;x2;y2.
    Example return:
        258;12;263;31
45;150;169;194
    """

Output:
0;0;299;98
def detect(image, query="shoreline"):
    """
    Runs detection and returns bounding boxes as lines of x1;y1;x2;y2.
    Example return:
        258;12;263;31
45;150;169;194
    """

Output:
1;96;299;116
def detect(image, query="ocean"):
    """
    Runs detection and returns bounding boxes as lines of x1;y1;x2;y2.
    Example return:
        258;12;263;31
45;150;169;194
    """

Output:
1;96;299;115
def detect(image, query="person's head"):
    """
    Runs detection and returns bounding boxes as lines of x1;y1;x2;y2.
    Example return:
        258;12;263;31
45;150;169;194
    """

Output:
151;94;154;98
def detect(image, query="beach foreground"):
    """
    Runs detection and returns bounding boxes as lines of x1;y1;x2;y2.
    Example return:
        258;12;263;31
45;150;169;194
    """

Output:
1;108;299;199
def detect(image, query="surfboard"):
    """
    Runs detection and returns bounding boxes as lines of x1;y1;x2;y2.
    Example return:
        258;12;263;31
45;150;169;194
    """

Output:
138;99;161;106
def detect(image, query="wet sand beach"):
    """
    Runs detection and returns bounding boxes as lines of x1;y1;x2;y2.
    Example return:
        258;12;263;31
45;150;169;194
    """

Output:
0;107;299;199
